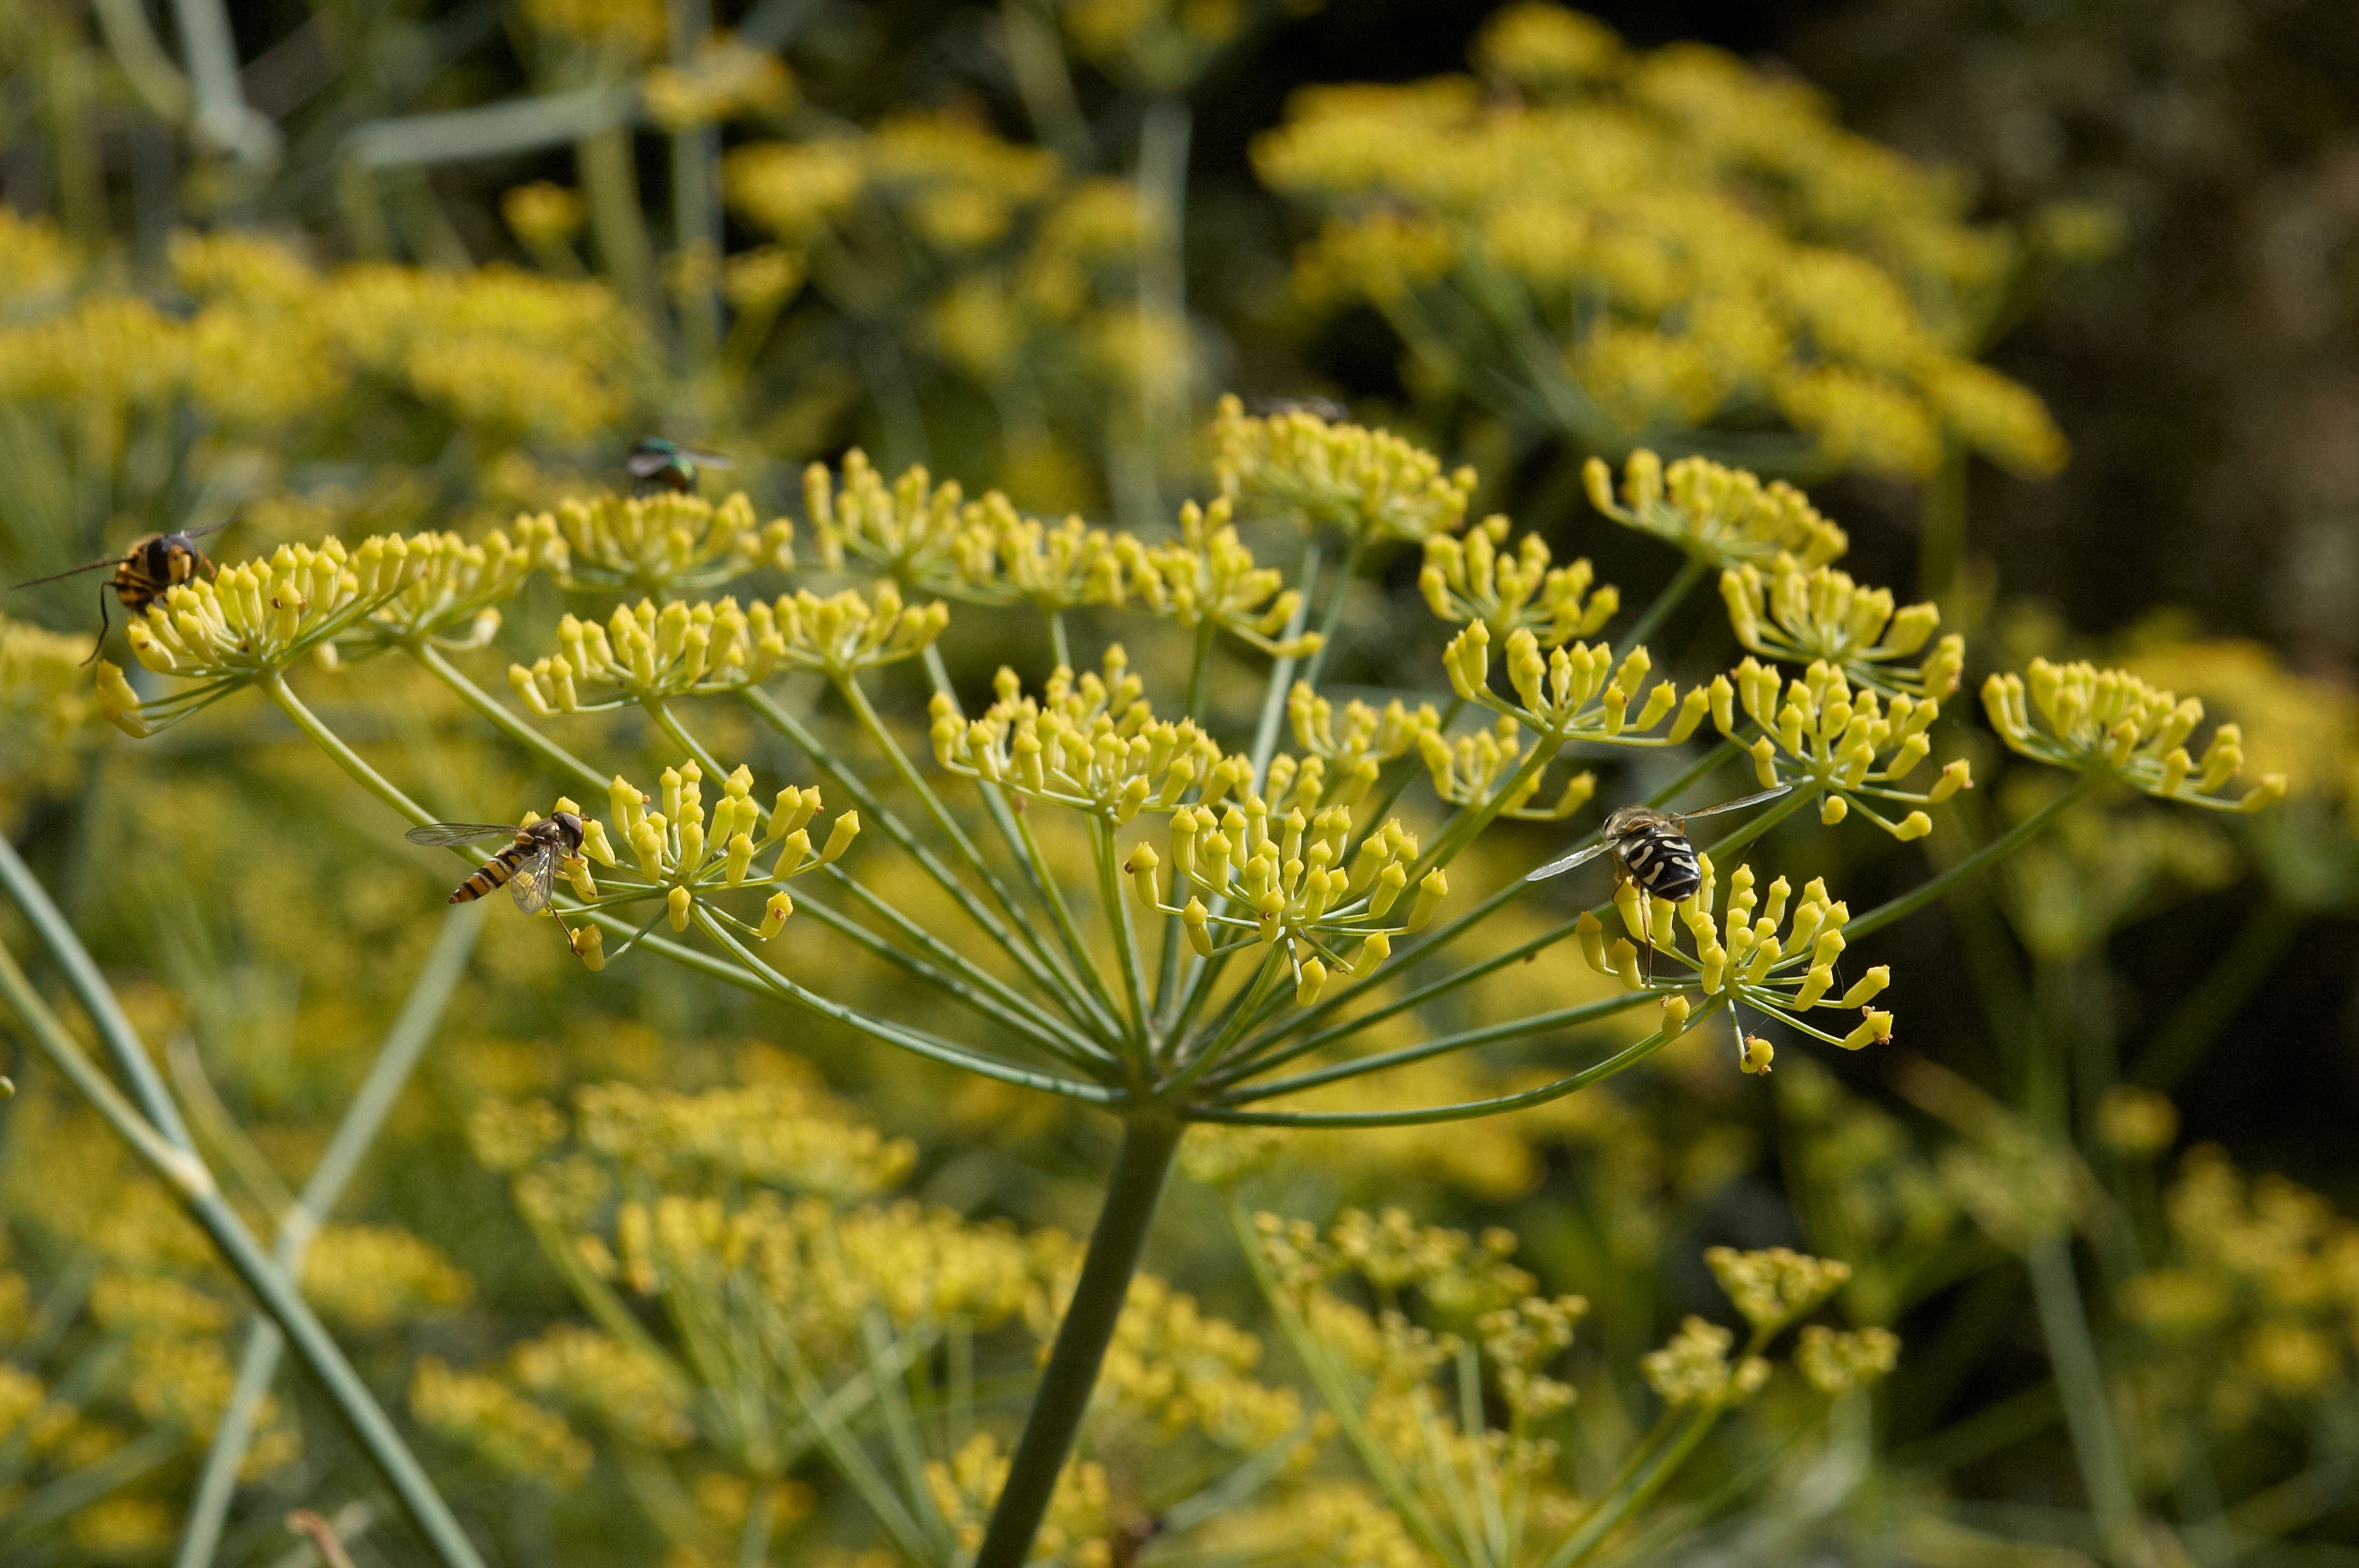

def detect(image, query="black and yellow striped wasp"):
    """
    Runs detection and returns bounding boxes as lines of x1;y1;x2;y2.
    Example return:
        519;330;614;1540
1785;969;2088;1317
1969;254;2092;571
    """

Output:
405;813;586;912
11;521;234;663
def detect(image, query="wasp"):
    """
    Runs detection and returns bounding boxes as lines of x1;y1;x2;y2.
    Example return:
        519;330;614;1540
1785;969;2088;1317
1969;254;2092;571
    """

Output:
405;813;586;913
626;437;734;494
11;521;234;663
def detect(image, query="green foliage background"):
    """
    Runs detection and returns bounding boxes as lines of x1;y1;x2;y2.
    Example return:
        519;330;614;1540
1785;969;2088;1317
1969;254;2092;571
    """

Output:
0;2;2354;1566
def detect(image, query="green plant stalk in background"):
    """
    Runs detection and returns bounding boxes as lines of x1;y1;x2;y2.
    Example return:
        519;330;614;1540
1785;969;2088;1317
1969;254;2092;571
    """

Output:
0;844;490;1568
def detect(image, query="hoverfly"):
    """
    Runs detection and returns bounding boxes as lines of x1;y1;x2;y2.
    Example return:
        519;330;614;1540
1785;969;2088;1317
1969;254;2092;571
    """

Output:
1528;783;1795;1065
1524;784;1793;902
405;813;586;913
11;520;234;663
626;437;734;494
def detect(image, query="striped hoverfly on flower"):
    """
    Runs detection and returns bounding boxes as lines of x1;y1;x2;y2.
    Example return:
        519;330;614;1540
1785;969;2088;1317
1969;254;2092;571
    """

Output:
10;519;234;662
405;812;586;913
1524;785;1793;903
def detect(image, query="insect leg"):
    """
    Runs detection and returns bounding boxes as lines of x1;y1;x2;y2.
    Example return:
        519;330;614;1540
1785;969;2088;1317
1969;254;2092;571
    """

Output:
80;582;110;666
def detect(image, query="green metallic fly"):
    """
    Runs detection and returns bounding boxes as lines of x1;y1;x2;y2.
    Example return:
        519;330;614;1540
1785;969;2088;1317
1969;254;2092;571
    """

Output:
627;437;734;494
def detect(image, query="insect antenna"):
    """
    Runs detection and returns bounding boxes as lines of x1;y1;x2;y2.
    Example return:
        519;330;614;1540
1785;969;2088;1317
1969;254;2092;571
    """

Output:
11;554;125;589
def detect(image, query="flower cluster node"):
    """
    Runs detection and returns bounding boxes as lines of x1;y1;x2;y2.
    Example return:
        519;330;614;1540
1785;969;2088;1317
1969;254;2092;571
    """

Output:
1641;1316;1770;1406
1587;450;1847;569
1448;619;1707;757
1212;393;1477;546
931;645;1222;822
803;448;968;586
1721;555;1961;698
1579;858;1894;1058
1283;683;1441;807
1793;1324;1901;1395
1983;658;2285;811
1151;789;1430;997
1716;657;1963;837
1420;514;1619;645
1122;496;1323;658
1703;1245;1852;1330
1419;714;1597;821
535;490;792;593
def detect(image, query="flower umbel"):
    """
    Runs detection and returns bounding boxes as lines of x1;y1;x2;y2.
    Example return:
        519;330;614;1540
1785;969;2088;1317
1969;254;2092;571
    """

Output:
1721;557;1962;699
1420;514;1620;646
1587;450;1848;570
1714;658;1970;839
1213;393;1478;546
1982;658;2286;811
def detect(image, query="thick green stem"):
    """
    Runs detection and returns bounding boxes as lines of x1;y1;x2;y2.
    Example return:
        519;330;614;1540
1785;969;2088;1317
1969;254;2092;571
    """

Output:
1093;818;1153;1062
0;943;486;1568
972;1116;1183;1568
2026;1236;2143;1561
177;904;485;1568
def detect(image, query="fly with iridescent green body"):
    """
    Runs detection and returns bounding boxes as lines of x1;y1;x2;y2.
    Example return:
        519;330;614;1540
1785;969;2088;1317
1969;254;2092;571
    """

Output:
626;437;734;494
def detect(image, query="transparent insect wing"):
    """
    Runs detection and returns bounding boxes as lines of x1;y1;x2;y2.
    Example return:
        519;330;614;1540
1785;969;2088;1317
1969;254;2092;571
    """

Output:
508;845;559;913
1525;838;1614;883
682;448;732;468
626;450;674;478
405;822;522;848
1674;783;1793;822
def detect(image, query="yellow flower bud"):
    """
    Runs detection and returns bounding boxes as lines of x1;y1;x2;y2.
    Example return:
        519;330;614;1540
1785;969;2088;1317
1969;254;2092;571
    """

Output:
1819;793;1848;826
1128;841;1163;906
1295;957;1329;1007
1839;1010;1893;1051
1182;898;1212;956
579;818;618;867
1351;930;1390;975
1577;910;1610;976
820;811;861;865
1837;966;1890;1007
667;886;692;932
1660;994;1690;1036
569;924;605;971
1892;811;1932;840
630;818;666;877
1406;869;1447;931
678;819;705;869
1610;936;1644;991
562;855;597;901
1927;758;1971;802
1739;1036;1774;1075
758;891;793;938
724;833;756;886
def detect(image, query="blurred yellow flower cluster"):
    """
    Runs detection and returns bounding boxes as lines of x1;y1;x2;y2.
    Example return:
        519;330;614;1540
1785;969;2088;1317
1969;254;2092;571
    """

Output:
1256;5;2066;477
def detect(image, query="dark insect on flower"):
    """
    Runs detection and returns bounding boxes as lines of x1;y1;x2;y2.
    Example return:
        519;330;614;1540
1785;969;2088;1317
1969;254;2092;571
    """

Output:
626;437;734;494
11;520;234;663
1525;785;1794;905
405;814;586;913
1247;394;1351;423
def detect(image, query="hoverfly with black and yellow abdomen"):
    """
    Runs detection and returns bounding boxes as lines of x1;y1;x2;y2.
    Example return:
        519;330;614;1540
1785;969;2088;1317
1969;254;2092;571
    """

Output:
405;812;587;913
626;437;733;495
11;520;235;663
1525;785;1793;902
